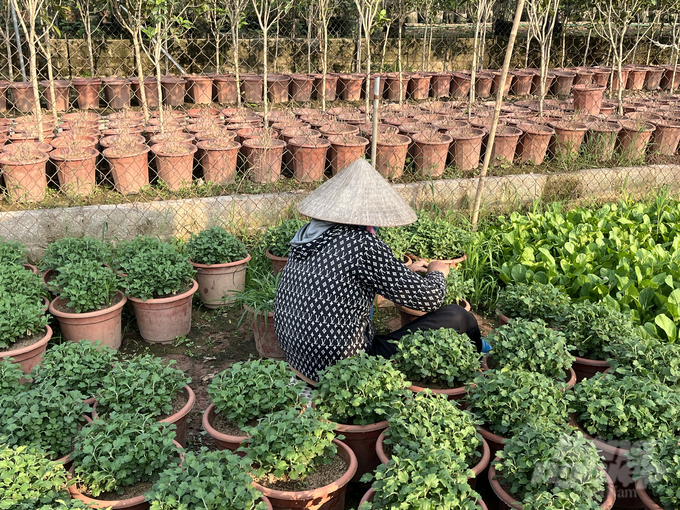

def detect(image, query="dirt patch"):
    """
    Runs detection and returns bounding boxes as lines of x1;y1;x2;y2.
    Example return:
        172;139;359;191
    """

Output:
0;330;46;352
53;292;124;314
79;480;154;502
211;412;248;437
158;389;189;421
254;453;348;491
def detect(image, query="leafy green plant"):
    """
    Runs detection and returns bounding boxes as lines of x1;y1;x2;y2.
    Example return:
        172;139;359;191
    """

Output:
240;407;338;481
0;386;91;458
571;373;680;442
0;262;47;303
605;335;680;386
385;391;481;467
360;452;479;510
0;293;48;349
71;413;180;497
314;352;409;425
377;226;411;260
494;422;606;509
443;269;474;305
628;434;680;509
486;319;575;380
123;241;195;300
207;359;306;429
393;328;481;388
146;447;268;510
406;216;472;260
30;340;116;401
466;370;571;437
496;283;571;325
113;236;165;274
0;237;27;265
40;236;113;273
185;227;249;265
51;261;121;313
263;219;307;258
234;269;279;315
0;357;27;397
97;355;191;418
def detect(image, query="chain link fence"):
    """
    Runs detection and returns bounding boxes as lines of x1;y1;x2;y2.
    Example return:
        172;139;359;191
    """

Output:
0;0;679;255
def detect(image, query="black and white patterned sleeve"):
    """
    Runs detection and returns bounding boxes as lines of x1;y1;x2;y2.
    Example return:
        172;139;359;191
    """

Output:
355;235;446;312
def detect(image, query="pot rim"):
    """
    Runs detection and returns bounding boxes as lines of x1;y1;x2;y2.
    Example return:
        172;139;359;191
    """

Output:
127;278;198;304
49;290;127;319
0;325;52;358
190;253;251;269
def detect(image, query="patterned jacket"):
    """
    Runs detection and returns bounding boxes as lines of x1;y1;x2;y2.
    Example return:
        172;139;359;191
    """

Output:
274;224;446;380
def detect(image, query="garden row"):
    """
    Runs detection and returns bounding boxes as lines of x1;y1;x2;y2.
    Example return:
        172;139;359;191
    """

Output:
4;64;678;114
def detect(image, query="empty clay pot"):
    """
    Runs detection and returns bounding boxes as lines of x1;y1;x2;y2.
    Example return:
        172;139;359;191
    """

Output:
185;74;214;104
288;136;331;182
161;76;187;106
573;84;606;115
101;77;131;109
40;80;70;112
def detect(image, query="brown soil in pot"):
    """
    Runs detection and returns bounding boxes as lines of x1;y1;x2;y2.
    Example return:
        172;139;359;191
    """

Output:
254;454;347;492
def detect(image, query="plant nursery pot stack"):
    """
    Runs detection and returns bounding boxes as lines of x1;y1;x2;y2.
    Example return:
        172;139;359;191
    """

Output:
289;74;314;102
312;74;338;101
130;77;160;108
192;254;250;309
151;142;197;191
409;74;432;100
475;72;494;98
338;74;364;101
551;70;576;96
101;78;131;109
412;131;452;178
289;136;331;182
49;291;127;350
384;73;409;102
490;125;522;166
450;71;472;98
573;84;606;115
129;279;198;344
185;74;213;104
515;124;554;165
587;121;622;162
197;139;240;184
247;307;284;359
102;144;151;195
1;325;52;374
72;78;101;110
649;119;680;156
375;133;410;180
252;439;357;510
0;149;49;203
160;76;187;107
9;82;35;112
40;80;70;111
244;137;286;183
617;121;655;160
549;121;588;158
448;127;484;171
213;75;238;103
50;146;99;195
267;75;291;104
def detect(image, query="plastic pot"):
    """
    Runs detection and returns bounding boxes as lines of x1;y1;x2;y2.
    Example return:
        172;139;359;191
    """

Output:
102;144;151;194
9;82;35;113
150;142;197;191
160;385;196;447
572;356;610;382
512;71;534;96
0;325;52;374
50;147;99;195
491;71;513;97
551;70;576;96
202;403;248;452
72;78;102;110
644;67;664;91
516;124;554;165
289;74;314;102
326;135;368;175
102;77;131;109
385;73;409;102
289;136;331;182
338;74;363;101
490;125;522;166
192;254;250;309
412;132;452;178
130;77;160;108
635;479;664;510
617;121;655;160
475;73;494;98
312;74;338;101
266;250;287;275
448;127;484;171
409;74;432;100
197;139;240;184
573;84;606;115
0;152;49;202
267;74;291;104
244;138;286;183
213;75;238;103
650;119;680;156
429;72;451;99
375;134;411;179
626;67;647;90
611;68;631;91
185;74;213;104
334;419;388;483
161;76;187;106
40;80;70;112
246;306;285;359
451;72;471;98
549;121;588;158
586;121;622;162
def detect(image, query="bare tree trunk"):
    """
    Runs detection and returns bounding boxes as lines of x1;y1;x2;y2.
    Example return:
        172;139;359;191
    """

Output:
132;32;149;121
525;24;532;68
364;44;371;123
273;18;280;73
43;29;58;120
469;19;480;119
154;27;165;130
215;31;221;73
4;15;13;81
561;13;567;66
28;25;43;141
421;17;427;70
583;28;591;67
263;28;269;124
322;21;328;110
231;23;242;107
398;20;404;104
427;18;434;69
380;21;392;70
356;17;362;72
307;13;313;73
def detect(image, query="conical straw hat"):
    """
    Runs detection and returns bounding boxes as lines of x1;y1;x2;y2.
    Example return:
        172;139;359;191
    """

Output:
296;158;417;227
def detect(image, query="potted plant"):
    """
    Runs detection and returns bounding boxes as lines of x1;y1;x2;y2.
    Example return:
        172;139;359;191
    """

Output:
483;318;576;385
122;239;198;344
288;136;331;182
68;413;183;509
49;144;99;196
313;352;409;482
406;216;471;266
628;435;680;510
185;227;250;309
586;121;622;162
549;120;587;159
490;422;615;509
0;357;28;397
571;373;680;509
496;282;571;326
48;261;126;350
239;407;357;508
197;137;241;184
102;142;151;195
466;370;571;456
146;447;272;509
150;141;197;191
30;340;116;403
0;143;49;203
0;237;29;267
41;236;114;288
392;328;481;400
604;335;680;387
0;260;47;306
243;131;287;183
95;354;194;446
262;218;308;274
203;359;307;451
376;225;411;261
412;131;452;178
617;120;656;162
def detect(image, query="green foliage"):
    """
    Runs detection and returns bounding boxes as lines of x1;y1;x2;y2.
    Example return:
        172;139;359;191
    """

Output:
0;263;46;304
113;236;165;274
0;358;27;397
0;238;27;265
185;227;248;265
314;352;409;425
466;370;571;437
97;355;191;418
443;269;474;305
496;283;571;325
30;340;116;401
0;443;74;510
487;319;575;380
52;261;120;313
123;240;195;300
386;391;481;467
0;293;48;349
494;422;606;509
360;452;479;510
0;386;90;458
377;226;411;260
234;269;279;315
407;216;472;260
147;448;268;510
555;301;637;359
41;236;113;273
207;359;306;429
240;407;338;481
628;434;680;509
71;413;180;497
571;373;680;442
393;328;481;387
263;219;307;257
605;335;680;386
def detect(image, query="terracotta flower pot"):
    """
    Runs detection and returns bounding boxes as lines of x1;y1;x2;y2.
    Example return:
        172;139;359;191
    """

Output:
0;81;9;112
475;72;494;99
586;121;622;162
103;144;150;194
573;69;595;86
644;67;664;91
49;291;127;350
50;147;99;195
334;419;388;483
128;279;198;344
573;84;606;115
490;125;522;166
289;74;314;102
626;67;647;90
491;71;513;97
412;131;452;178
592;68;612;88
196;139;240;184
40;80;70;112
551;70;576;96
409;74;432;100
185;74;213;104
635;478;663;510
511;70;534;96
243;138;286;183
160;385;196;447
448;127;484;171
516;124;554;165
252;439;357;510
150;142;197;191
650;119;680;156
0;325;52;374
9;82;36;112
450;72;471;98
384;73;409;102
267;75;291;104
489;464;616;510
213;75;238;103
549;121;588;158
312;74;338;101
72;78;101;110
338;74;364;101
99;134;145;149
375;133;410;179
0;151;49;202
240;74;264;103
617;120;655;160
191;254;250;309
266;250;287;276
102;78;131;109
572;355;610;382
429;72;451;99
202;403;249;452
161;76;187;106
660;65;680;90
246;306;284;359
611;68;631;91
289;136;330;182
129;77;159;108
